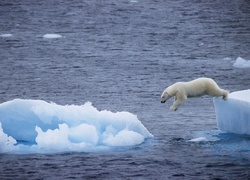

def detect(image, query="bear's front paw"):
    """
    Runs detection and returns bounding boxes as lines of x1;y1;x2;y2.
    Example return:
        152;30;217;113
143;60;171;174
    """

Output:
170;106;177;111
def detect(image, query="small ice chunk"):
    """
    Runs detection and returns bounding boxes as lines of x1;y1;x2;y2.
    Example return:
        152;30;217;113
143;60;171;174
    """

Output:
189;137;207;142
0;34;13;37
233;57;250;68
43;34;62;39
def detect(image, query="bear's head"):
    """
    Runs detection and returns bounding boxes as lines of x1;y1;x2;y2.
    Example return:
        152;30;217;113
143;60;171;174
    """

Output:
161;89;172;103
161;85;178;103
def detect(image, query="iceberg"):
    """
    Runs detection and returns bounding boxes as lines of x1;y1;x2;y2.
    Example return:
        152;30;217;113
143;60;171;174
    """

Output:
0;99;153;153
233;57;250;68
213;90;250;135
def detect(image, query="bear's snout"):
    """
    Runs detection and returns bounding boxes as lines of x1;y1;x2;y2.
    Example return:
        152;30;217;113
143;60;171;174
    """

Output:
161;100;166;103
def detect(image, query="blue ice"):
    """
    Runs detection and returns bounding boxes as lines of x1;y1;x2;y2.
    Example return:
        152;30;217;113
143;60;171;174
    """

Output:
214;90;250;135
0;99;153;153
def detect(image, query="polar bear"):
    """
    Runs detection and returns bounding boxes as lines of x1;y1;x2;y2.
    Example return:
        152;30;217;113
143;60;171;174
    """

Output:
161;77;228;111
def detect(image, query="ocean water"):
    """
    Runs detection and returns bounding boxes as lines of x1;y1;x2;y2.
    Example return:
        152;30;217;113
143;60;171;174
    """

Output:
0;0;250;179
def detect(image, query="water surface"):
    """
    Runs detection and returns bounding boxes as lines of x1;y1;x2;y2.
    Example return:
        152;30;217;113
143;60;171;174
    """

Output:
0;0;250;179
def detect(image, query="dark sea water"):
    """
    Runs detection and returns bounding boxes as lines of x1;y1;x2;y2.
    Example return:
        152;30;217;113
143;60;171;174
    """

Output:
1;0;250;179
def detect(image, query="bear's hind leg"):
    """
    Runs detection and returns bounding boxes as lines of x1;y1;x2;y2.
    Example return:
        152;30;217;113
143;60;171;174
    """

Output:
207;85;229;100
222;90;229;100
213;89;229;100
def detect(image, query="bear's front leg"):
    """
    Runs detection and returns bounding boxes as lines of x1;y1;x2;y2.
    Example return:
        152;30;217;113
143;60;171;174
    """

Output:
170;99;180;111
170;105;178;111
170;94;186;111
170;96;178;111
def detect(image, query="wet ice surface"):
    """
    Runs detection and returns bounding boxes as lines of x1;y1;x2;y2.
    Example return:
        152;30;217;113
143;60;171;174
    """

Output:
0;0;250;179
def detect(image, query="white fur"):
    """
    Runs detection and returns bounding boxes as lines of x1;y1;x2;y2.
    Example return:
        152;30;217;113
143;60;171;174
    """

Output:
161;77;228;111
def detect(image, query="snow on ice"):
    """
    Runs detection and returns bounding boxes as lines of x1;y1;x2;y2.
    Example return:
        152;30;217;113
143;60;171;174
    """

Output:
214;90;250;135
0;99;153;153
